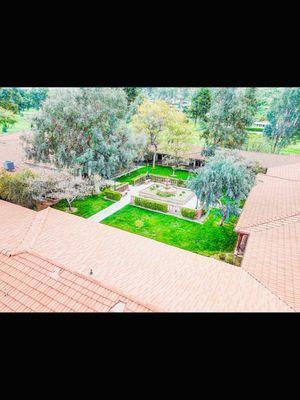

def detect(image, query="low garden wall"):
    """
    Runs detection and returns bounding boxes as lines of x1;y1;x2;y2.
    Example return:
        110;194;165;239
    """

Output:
132;174;186;187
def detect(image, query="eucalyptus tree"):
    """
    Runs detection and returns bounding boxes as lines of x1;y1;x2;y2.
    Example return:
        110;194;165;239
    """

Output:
187;88;211;124
263;87;300;153
22;88;137;179
202;88;257;148
188;151;255;225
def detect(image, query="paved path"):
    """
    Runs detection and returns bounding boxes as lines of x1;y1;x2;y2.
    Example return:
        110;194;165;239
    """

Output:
88;182;152;223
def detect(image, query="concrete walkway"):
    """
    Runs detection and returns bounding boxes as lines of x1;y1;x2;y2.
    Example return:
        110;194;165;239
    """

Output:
88;182;152;223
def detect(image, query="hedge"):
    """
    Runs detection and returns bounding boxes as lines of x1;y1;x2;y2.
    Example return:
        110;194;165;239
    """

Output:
134;196;168;212
181;207;197;219
104;189;122;201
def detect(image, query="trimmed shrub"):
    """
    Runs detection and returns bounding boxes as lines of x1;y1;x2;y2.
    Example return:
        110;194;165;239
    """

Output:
181;207;197;219
176;179;185;187
103;189;122;201
134;196;168;212
225;254;235;265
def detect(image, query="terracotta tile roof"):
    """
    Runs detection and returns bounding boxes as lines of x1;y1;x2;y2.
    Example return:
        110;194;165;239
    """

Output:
0;200;36;255
267;162;300;182
235;162;300;311
0;252;153;312
236;150;300;169
235;174;300;233
241;222;300;311
0;201;291;312
158;142;300;168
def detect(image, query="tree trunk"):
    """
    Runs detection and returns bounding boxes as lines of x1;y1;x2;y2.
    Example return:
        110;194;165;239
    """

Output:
67;199;72;211
219;210;227;226
152;147;157;169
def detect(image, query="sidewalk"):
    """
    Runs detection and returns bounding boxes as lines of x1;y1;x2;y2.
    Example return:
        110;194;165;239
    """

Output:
88;182;152;223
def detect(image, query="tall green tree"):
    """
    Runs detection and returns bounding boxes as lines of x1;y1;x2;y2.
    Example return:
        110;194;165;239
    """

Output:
131;99;174;169
0;87;18;132
243;87;258;120
202;88;256;148
22;88;138;179
187;88;211;124
123;87;141;104
263;87;300;153
27;88;48;109
188;151;255;225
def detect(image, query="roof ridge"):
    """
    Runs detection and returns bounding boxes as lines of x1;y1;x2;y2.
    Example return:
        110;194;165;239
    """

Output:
236;210;300;234
20;250;161;312
11;207;50;256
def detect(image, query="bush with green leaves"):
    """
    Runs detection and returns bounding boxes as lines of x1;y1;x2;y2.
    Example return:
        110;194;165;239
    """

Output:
104;189;122;201
0;169;36;208
181;207;197;219
134;196;168;212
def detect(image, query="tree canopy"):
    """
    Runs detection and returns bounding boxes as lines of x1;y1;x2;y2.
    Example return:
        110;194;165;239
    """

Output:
188;151;255;225
202;88;257;148
22;88;137;179
131;99;174;168
263;87;300;153
186;88;211;124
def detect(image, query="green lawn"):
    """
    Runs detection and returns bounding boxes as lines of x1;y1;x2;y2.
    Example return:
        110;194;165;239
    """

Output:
52;192;113;218
116;165;192;184
102;205;237;257
3;109;38;134
243;133;300;154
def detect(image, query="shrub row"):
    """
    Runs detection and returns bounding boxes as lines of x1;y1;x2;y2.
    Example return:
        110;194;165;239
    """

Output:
104;188;122;201
149;174;186;187
181;207;197;219
134;196;168;213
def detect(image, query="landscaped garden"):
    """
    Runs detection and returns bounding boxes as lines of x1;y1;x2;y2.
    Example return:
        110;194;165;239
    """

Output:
116;165;192;184
102;205;238;257
52;192;113;218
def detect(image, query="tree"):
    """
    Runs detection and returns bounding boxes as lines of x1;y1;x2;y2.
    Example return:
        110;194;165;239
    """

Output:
188;151;255;225
0;87;19;132
243;87;258;120
22;88;137;179
187;88;211;124
123;87;141;105
160;109;195;169
263;87;300;153
131;99;174;169
0;88;30;114
27;88;48;110
202;88;256;148
52;170;95;211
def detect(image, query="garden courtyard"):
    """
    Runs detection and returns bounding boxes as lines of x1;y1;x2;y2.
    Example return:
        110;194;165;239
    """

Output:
49;165;237;260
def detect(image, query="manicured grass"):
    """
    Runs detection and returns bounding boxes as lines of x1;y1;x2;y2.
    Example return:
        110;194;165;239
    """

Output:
116;165;192;184
3;109;38;133
52;192;113;218
102;205;238;257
